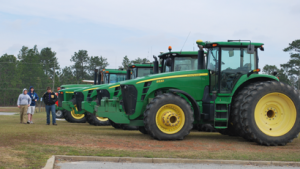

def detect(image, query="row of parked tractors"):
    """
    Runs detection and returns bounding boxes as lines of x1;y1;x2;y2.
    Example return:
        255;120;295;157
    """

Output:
55;40;300;146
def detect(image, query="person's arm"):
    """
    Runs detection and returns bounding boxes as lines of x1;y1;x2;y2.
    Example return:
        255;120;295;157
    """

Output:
35;93;39;101
17;95;20;107
53;94;58;103
28;95;32;106
43;93;48;104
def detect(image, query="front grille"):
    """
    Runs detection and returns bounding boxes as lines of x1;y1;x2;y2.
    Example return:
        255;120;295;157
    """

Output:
74;92;84;111
58;93;64;107
97;89;110;106
121;85;137;115
114;87;120;96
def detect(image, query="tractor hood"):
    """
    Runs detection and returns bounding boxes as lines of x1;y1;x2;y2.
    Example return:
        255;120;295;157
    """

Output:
61;84;93;89
119;70;205;86
60;85;98;93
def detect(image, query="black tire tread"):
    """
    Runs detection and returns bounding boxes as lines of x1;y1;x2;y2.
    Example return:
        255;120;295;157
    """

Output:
143;93;194;140
240;81;300;146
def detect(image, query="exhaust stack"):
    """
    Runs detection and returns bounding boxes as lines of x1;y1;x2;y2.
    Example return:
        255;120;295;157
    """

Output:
94;69;98;85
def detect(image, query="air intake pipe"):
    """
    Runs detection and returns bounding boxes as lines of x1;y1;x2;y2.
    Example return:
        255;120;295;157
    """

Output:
197;46;205;70
153;55;159;74
94;69;98;85
98;69;101;84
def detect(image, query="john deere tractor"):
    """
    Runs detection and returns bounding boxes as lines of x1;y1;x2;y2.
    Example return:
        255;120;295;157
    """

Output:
93;40;300;146
58;69;127;123
55;84;94;118
75;63;160;126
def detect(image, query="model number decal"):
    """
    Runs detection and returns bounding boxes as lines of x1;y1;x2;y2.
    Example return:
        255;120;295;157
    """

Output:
156;80;164;83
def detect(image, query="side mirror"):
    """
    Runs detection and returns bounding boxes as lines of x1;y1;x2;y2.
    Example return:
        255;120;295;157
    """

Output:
247;45;255;54
165;58;172;67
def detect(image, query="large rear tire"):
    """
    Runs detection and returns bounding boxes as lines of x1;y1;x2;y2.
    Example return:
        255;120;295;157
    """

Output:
86;112;110;126
144;93;194;140
240;81;300;146
63;98;86;123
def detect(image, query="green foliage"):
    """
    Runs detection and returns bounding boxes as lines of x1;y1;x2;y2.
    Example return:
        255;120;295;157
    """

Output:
88;56;109;77
59;66;77;85
120;56;150;70
40;47;60;77
262;65;290;85
131;57;150;64
261;39;300;88
70;50;90;83
121;55;131;70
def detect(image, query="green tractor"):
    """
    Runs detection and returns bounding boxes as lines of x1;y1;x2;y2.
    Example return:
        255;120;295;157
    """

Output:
92;50;201;131
56;84;93;118
58;69;127;123
75;63;160;126
93;40;300;146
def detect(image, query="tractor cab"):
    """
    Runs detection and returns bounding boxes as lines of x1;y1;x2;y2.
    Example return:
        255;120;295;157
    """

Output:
102;69;127;84
128;63;159;79
158;47;201;73
198;40;264;93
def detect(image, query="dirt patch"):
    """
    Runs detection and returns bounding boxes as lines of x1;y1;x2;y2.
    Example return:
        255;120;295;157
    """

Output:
0;107;20;112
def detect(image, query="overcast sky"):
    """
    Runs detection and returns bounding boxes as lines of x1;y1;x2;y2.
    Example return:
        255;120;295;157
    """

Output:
0;0;299;69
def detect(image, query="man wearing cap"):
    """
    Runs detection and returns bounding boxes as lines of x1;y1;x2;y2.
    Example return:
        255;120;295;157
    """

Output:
17;88;31;124
27;86;39;124
42;87;58;125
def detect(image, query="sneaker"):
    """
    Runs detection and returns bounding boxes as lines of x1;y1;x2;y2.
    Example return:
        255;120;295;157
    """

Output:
30;121;34;124
27;121;30;124
53;123;57;126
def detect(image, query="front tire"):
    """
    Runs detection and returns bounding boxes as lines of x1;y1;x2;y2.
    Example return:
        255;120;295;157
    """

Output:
144;93;194;140
86;112;110;126
56;110;64;118
241;81;300;146
109;120;122;129
138;127;148;134
63;98;86;123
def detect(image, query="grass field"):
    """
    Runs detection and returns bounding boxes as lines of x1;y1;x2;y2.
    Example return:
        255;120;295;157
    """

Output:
0;107;300;169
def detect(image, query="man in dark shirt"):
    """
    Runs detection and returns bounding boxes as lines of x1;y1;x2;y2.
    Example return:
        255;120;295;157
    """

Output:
43;87;58;125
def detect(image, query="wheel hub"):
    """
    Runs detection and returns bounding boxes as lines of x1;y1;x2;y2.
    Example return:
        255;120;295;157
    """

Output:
71;106;85;119
162;111;180;126
265;107;277;120
155;104;185;134
255;92;296;137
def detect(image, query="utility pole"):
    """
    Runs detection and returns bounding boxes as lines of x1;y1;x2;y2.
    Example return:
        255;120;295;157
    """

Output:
53;59;55;90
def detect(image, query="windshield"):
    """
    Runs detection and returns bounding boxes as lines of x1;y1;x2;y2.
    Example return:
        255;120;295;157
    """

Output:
163;56;198;72
109;74;127;83
207;47;219;71
131;67;154;79
207;47;257;93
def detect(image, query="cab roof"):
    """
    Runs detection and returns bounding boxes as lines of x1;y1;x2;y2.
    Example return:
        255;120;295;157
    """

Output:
197;41;264;47
158;51;199;58
211;41;263;46
103;69;127;74
129;63;162;68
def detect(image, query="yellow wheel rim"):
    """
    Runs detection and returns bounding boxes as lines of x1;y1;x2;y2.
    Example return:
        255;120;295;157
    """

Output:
96;117;109;121
71;105;85;120
155;104;185;134
255;92;296;137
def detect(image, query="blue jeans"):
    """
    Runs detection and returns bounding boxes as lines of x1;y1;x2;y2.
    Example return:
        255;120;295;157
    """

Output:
46;105;56;124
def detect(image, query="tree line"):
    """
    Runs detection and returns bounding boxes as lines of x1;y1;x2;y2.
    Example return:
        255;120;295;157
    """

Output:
0;39;299;106
262;39;300;89
0;45;149;106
